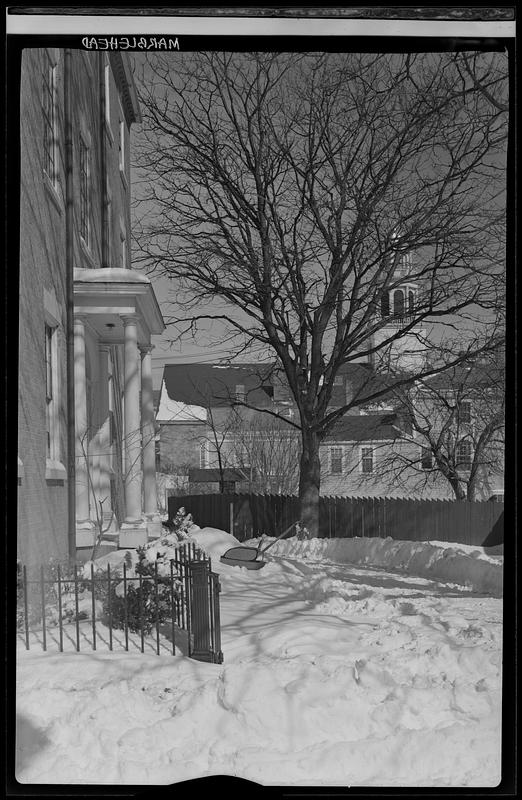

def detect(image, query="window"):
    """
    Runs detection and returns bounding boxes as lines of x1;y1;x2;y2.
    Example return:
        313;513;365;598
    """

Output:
45;324;53;457
334;375;344;386
104;179;112;266
380;292;390;318
44;323;59;461
43;53;57;184
456;439;473;471
104;61;111;129
120;232;127;268
459;400;472;424
199;441;208;469
235;384;246;402
79;139;91;245
408;290;415;314
118;113;125;172
420;447;433;470
393;289;405;317
361;447;374;474
330;447;343;474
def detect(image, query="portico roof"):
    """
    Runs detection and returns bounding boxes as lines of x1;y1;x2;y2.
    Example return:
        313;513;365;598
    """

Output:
74;267;165;342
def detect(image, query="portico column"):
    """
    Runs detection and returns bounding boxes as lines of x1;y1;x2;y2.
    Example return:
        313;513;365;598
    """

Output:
74;315;90;524
140;344;157;518
122;315;142;523
97;344;113;525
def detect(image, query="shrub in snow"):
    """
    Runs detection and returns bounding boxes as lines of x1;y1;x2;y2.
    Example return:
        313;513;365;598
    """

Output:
106;545;182;634
17;559;108;629
295;523;311;541
160;508;194;540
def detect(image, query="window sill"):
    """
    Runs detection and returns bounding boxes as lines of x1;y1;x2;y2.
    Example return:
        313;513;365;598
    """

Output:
46;459;67;482
43;172;64;215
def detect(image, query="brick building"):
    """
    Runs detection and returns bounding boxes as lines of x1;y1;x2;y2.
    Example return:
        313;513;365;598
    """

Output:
156;358;503;501
18;48;164;568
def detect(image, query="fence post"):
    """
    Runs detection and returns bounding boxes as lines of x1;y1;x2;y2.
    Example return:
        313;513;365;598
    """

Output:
188;560;213;663
229;499;234;537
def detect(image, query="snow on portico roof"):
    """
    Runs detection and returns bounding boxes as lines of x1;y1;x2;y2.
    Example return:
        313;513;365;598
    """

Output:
73;268;152;284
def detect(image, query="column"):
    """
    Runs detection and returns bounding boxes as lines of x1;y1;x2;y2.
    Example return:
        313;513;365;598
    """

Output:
122;315;142;524
97;344;114;529
74;316;93;533
140;345;157;513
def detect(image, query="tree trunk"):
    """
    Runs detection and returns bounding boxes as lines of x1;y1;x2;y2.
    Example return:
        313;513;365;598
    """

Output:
298;429;321;538
449;475;466;500
466;483;477;501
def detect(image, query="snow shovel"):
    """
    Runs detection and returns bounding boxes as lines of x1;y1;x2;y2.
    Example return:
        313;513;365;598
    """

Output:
220;522;298;570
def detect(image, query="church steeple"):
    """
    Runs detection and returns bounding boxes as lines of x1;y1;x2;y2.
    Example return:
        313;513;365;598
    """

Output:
370;235;427;372
379;233;418;324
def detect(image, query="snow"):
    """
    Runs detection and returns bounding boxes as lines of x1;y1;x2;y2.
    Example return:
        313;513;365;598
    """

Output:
16;529;502;788
73;267;151;284
156;380;207;422
261;534;503;597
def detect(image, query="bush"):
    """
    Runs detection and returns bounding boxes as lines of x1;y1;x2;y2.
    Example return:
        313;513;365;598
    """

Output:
17;509;198;635
105;547;181;634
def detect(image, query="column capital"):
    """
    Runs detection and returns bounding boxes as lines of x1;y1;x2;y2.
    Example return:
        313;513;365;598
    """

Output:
121;313;139;327
74;313;88;326
139;343;154;355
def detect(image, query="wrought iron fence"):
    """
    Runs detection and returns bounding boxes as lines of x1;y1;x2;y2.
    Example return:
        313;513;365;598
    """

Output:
17;542;223;664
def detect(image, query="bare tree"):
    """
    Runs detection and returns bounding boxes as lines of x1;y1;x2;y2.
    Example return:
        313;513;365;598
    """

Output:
385;346;504;501
134;51;507;534
344;339;505;500
229;412;301;494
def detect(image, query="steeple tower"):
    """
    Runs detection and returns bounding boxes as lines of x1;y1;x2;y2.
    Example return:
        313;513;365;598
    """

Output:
370;235;427;372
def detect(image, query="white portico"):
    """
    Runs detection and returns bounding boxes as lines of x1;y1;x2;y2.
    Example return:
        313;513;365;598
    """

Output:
73;268;165;551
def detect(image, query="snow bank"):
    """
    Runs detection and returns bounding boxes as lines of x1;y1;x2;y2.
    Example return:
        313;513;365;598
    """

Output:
16;547;503;787
262;536;503;597
188;527;242;568
156;381;207;423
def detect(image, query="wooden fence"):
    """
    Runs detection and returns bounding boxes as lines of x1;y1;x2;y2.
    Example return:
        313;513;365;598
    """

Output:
168;492;504;548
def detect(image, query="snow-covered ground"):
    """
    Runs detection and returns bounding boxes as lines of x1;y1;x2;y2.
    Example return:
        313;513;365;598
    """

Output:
16;529;503;788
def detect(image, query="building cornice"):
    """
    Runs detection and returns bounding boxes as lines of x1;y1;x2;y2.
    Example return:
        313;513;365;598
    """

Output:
109;53;141;125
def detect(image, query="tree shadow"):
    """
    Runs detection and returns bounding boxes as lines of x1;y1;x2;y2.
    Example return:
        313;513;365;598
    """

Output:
272;555;501;600
15;713;51;780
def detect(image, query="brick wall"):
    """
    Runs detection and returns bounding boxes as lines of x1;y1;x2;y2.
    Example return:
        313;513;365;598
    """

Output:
18;49;69;568
159;422;205;473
